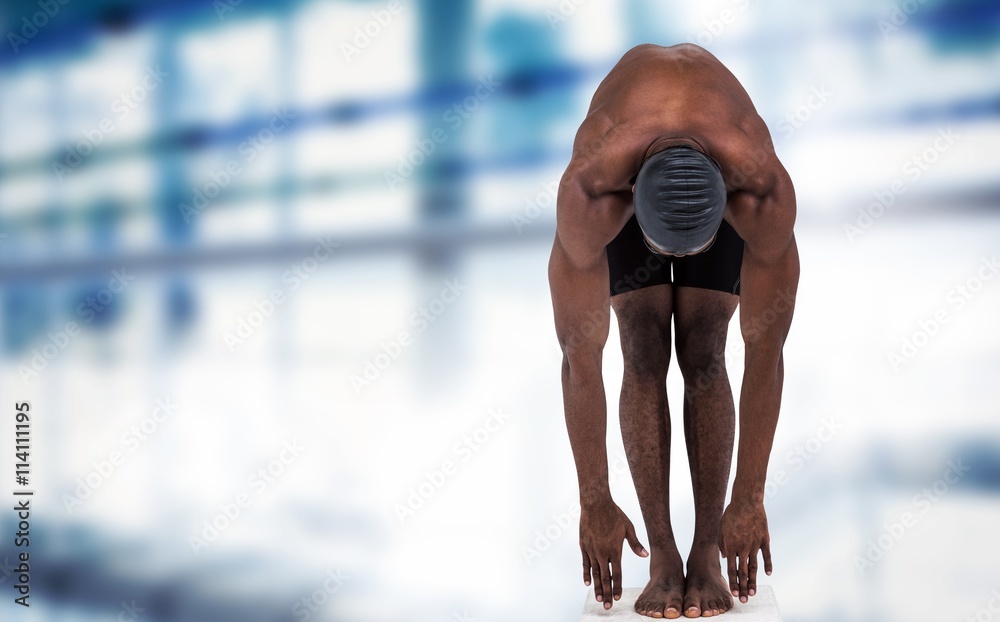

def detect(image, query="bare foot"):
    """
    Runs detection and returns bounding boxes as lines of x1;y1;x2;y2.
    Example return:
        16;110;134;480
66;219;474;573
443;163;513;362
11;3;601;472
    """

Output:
682;548;734;618
635;553;686;619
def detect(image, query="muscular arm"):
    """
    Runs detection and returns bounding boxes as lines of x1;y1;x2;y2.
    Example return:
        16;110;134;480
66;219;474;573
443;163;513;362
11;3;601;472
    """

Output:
548;177;617;506
549;170;645;609
732;171;799;502
550;126;644;504
719;166;799;601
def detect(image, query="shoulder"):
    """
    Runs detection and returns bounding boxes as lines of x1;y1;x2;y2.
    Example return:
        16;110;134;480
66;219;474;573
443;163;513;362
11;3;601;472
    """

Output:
727;163;796;263
566;118;649;195
555;165;634;268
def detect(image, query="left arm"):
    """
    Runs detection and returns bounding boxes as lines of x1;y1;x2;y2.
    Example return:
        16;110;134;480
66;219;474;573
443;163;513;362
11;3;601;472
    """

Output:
720;168;800;602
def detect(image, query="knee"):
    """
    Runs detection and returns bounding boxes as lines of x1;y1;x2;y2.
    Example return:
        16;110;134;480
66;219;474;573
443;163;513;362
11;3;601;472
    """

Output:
676;334;729;386
620;326;670;380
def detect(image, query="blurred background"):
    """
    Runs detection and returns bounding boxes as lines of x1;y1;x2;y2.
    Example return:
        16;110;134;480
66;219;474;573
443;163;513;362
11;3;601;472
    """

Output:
0;0;998;620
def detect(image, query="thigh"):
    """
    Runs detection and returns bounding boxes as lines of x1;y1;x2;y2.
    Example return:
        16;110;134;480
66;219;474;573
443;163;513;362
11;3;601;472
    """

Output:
671;218;744;295
672;285;739;376
611;284;674;377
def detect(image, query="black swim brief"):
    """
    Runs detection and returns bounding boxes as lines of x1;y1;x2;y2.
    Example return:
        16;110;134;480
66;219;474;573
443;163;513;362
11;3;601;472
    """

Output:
606;214;744;297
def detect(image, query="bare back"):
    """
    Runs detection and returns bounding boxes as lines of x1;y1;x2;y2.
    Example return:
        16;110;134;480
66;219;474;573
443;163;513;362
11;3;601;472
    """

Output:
559;43;794;264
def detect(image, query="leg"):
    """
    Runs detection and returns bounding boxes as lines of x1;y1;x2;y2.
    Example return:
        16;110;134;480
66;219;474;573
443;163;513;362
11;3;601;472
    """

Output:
673;286;739;617
612;285;684;619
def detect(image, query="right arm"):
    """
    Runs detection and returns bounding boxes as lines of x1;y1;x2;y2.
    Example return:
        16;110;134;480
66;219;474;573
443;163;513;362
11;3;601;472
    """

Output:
548;188;614;508
549;173;646;609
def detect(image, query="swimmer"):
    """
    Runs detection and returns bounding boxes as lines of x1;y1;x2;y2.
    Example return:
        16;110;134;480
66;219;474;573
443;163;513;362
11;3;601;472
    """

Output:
548;43;799;618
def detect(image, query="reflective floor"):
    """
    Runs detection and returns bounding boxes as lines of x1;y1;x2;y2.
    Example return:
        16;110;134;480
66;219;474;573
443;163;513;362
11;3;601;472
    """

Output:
2;209;999;622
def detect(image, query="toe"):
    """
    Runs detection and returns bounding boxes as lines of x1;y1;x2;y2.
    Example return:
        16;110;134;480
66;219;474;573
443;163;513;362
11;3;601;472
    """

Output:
682;594;701;618
637;596;668;618
664;593;684;619
682;596;702;619
721;595;733;612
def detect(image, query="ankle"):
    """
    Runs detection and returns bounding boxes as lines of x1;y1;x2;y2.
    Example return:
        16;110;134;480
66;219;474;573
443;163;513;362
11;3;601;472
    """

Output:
647;544;683;565
687;542;721;568
649;560;685;581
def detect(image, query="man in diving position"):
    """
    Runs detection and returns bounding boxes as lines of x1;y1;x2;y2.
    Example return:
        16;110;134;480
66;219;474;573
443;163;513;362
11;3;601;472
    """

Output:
548;43;799;618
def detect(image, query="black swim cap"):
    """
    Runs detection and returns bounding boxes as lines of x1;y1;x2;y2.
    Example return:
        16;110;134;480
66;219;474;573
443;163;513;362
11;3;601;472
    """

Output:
633;146;726;255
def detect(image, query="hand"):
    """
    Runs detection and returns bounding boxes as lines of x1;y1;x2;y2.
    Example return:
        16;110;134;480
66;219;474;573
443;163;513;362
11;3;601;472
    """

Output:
578;499;648;609
719;499;772;603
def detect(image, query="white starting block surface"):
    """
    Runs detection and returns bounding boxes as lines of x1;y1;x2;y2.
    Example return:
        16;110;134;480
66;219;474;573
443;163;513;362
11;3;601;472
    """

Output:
581;585;781;620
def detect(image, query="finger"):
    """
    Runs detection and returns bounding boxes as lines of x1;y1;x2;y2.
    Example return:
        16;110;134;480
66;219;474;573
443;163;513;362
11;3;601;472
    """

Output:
601;558;614;610
762;539;773;576
611;553;623;602
738;554;748;603
592;561;604;603
582;549;592;587
624;520;649;557
727;554;738;597
747;549;758;597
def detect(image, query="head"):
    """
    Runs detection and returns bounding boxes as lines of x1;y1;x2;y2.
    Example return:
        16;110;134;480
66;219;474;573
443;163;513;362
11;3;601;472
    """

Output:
632;146;727;256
